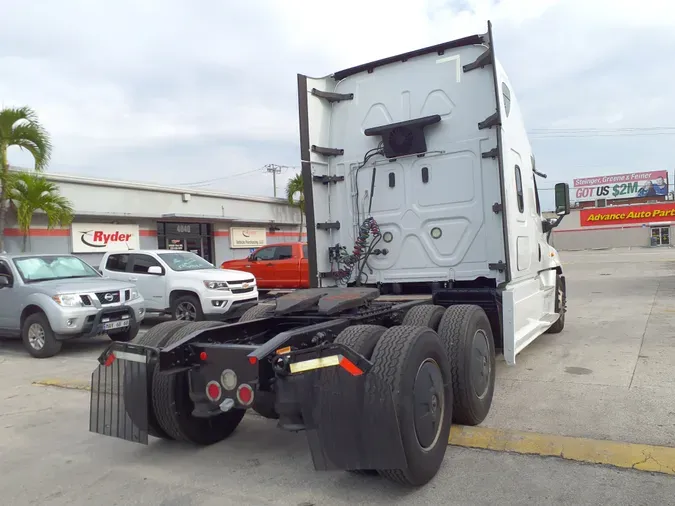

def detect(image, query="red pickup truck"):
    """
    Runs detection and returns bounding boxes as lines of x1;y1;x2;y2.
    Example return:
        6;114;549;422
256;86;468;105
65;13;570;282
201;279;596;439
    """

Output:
220;242;310;290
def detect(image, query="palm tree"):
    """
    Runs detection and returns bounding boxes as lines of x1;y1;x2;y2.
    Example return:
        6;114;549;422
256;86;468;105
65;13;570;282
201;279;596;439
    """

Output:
0;106;52;251
8;172;73;252
285;173;305;241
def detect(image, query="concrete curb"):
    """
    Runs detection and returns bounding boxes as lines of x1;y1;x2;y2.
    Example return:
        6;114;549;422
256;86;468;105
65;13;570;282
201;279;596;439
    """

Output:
449;425;675;476
34;378;675;476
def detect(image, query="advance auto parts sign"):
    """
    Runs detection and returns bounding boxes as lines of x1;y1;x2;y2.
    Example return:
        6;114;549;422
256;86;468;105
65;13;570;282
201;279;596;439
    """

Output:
71;223;140;253
230;227;266;248
580;203;675;227
573;170;669;202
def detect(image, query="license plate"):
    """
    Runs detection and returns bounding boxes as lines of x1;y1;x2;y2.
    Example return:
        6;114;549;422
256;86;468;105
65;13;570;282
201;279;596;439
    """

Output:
102;320;130;331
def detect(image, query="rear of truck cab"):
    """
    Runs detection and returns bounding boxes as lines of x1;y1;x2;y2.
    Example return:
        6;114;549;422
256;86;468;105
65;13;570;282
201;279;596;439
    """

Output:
298;21;569;364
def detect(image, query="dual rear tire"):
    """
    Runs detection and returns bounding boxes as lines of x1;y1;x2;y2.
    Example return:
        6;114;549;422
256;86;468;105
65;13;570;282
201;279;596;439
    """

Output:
339;303;495;486
124;320;245;444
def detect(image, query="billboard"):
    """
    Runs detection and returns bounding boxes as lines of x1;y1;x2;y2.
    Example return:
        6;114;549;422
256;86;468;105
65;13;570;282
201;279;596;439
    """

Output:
573;171;669;202
580;202;675;227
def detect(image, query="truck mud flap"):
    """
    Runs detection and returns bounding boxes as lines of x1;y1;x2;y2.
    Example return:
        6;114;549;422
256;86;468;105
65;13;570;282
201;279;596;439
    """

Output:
293;364;407;472
89;343;153;444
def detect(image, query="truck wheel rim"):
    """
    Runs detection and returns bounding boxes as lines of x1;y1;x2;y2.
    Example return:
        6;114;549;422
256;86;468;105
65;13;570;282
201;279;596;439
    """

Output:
471;329;491;399
176;302;197;321
413;358;445;451
28;323;46;350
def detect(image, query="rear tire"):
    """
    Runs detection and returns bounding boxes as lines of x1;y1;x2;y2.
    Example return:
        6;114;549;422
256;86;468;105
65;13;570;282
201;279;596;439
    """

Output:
152;321;246;445
123;320;191;439
238;303;275;322
546;274;566;334
401;304;445;331
22;312;62;358
369;326;453;487
436;305;495;426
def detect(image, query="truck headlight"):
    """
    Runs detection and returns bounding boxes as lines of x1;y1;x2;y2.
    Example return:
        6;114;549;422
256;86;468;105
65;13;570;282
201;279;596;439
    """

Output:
204;281;230;290
129;288;140;300
52;294;82;307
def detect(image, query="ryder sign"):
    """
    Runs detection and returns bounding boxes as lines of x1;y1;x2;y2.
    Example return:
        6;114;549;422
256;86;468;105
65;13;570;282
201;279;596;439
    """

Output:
71;223;140;253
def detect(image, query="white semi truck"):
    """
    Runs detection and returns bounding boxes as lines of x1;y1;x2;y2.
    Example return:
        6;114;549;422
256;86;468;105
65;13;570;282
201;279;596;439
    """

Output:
88;21;571;488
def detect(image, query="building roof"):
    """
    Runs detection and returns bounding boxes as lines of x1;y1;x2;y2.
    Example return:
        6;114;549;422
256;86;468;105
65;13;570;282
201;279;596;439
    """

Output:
9;167;291;206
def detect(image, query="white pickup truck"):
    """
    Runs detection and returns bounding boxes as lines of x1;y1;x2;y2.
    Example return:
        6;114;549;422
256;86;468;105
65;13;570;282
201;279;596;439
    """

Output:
100;250;259;321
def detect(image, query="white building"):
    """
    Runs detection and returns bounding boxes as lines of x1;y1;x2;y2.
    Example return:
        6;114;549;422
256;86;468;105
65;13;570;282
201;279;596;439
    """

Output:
3;171;306;267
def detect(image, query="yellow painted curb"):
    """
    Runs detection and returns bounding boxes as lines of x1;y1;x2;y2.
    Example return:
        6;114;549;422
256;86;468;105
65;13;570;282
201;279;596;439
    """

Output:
33;379;90;391
449;425;675;475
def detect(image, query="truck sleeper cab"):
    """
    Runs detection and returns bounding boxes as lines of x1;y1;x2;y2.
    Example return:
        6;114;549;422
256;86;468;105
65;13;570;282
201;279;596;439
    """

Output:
88;21;571;488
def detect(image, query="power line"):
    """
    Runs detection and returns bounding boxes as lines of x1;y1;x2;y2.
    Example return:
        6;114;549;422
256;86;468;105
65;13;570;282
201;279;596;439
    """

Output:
176;168;263;187
528;126;675;139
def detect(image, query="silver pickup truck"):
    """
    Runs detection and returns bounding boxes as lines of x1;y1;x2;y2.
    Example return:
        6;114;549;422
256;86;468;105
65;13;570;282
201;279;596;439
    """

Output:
0;253;146;358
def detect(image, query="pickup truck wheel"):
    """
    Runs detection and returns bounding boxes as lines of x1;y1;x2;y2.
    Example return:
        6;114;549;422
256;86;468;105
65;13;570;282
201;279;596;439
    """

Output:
22;312;62;358
152;321;246;445
123;320;191;440
436;305;495;426
171;295;204;322
401;304;445;332
239;303;275;322
108;322;140;342
368;326;453;486
546;274;566;334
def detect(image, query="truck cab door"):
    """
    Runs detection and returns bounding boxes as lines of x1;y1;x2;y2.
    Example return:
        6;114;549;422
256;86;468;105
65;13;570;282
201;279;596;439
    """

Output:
128;254;166;310
268;245;297;288
0;260;20;332
248;246;276;288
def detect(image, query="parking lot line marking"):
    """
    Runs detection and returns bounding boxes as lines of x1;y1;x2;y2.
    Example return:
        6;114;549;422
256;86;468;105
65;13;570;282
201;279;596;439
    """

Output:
449;425;675;476
33;379;90;391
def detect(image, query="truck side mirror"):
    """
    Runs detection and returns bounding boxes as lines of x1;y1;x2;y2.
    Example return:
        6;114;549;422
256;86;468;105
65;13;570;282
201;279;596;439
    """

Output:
147;265;163;275
0;275;9;288
554;183;571;216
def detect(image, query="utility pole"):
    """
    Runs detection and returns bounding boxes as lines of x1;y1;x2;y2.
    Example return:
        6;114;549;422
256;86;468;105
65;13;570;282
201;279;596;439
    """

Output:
263;164;298;197
264;164;283;197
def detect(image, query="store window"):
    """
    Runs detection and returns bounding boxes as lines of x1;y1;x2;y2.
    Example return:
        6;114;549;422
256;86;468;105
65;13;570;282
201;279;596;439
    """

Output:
651;227;670;246
157;222;214;263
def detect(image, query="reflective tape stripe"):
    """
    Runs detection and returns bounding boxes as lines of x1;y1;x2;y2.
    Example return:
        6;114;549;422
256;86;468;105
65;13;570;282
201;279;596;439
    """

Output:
114;351;147;364
289;355;341;374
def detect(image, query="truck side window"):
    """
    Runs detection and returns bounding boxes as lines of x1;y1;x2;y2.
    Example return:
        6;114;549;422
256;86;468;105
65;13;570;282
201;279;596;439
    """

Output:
131;254;162;274
0;260;13;283
253;247;276;261
502;82;511;117
515;165;524;213
275;246;293;260
106;254;129;272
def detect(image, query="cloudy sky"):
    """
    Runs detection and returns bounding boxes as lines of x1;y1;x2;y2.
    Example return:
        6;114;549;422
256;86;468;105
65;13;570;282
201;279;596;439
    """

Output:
2;0;674;210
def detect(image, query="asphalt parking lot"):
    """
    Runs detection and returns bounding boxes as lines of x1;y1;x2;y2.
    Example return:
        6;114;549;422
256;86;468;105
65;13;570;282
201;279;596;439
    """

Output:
2;247;675;505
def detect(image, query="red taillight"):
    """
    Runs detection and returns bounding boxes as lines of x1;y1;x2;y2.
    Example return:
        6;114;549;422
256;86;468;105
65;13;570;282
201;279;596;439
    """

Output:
199;351;208;361
206;381;222;402
104;353;116;367
237;383;254;406
248;356;258;365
